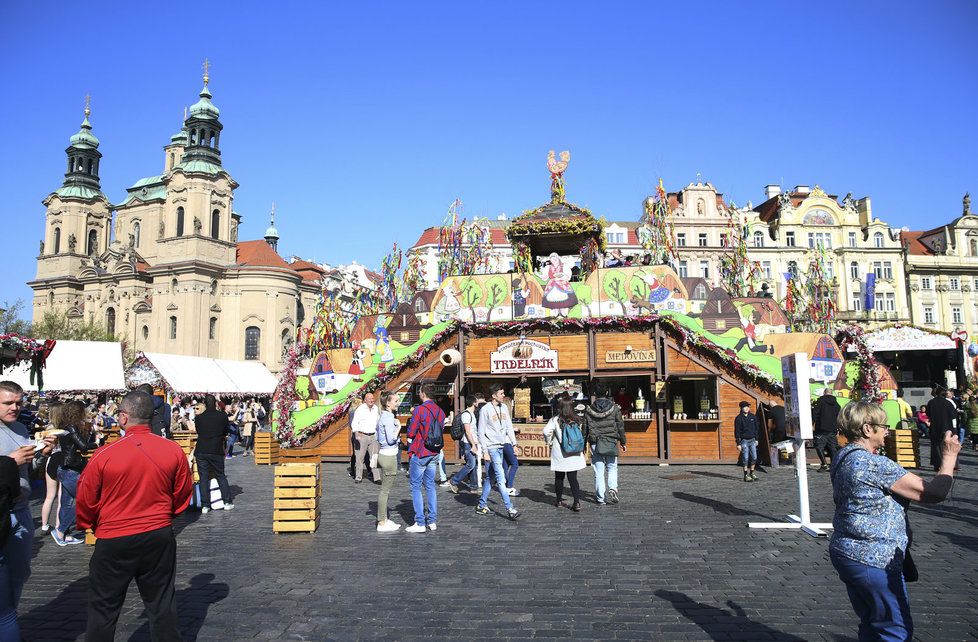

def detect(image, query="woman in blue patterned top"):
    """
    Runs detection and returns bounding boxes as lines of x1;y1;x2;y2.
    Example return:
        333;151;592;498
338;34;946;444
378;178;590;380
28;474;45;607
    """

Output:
830;401;961;642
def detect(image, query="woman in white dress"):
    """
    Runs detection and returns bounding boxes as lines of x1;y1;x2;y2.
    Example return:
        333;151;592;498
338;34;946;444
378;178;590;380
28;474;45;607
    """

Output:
543;397;586;511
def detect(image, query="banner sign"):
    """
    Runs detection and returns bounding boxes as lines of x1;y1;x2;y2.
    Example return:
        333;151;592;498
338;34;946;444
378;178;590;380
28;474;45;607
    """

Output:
864;273;877;310
782;352;814;440
604;349;656;364
490;339;559;374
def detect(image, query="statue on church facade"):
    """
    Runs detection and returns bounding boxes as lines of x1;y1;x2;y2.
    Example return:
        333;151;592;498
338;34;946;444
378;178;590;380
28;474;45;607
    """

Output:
39;239;44;255
158;219;165;239
68;234;77;252
965;192;972;216
193;217;202;234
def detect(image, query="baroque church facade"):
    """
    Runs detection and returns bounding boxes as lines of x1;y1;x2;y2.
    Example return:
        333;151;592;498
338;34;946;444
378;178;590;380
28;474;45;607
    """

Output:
29;72;321;371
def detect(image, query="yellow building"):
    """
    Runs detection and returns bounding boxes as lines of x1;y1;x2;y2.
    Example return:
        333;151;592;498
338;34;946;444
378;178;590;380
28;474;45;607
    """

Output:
29;74;320;371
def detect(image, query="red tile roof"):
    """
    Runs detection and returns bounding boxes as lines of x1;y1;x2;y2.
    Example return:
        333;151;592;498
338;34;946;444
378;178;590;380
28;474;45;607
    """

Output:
135;260;150;273
236;240;294;270
289;259;324;273
901;230;934;256
412;226;511;248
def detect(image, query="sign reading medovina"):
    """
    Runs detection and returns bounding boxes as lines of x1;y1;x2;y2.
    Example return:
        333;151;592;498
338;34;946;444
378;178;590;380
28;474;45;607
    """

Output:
604;349;655;364
490;339;559;374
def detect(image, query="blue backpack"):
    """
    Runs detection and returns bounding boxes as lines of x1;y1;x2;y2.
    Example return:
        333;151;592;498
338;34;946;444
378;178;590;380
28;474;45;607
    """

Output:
558;420;585;455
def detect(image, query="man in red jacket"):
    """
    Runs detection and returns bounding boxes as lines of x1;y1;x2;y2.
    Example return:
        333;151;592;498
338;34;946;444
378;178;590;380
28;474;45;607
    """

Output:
77;391;193;641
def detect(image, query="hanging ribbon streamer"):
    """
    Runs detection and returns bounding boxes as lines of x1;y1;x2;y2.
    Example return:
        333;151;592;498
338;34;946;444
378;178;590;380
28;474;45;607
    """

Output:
638;178;679;265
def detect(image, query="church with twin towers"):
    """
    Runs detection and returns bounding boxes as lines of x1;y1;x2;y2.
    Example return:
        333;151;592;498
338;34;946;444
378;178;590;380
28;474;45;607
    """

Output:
29;64;321;371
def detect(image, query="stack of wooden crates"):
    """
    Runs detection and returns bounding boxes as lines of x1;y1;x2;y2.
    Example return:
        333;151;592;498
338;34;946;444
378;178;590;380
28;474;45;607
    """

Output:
254;430;280;465
885;428;919;469
273;463;321;533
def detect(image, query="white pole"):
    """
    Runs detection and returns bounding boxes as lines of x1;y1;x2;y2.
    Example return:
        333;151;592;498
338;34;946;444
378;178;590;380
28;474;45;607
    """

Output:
795;438;811;525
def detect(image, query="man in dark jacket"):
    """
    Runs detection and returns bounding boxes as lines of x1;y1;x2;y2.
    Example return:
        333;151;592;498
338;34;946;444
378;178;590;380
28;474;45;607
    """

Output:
193;394;234;513
812;387;842;472
136;384;171;438
926;386;957;471
584;380;625;504
734;401;760;482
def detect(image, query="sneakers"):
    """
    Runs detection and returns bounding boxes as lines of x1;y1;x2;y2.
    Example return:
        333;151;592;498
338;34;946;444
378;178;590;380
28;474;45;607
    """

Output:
749;472;758;482
507;509;520;521
475;506;491;515
608;489;619;504
572;501;582;512
223;503;235;510
428;523;437;531
50;530;66;547
743;472;751;482
63;535;83;545
818;464;829;472
40;524;51;532
376;521;401;533
405;523;427;533
447;483;460;494
201;507;211;514
506;487;520;496
439;481;452;488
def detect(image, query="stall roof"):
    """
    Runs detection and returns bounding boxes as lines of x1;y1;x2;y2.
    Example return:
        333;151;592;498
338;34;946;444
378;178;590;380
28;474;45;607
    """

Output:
135;352;277;396
5;340;125;392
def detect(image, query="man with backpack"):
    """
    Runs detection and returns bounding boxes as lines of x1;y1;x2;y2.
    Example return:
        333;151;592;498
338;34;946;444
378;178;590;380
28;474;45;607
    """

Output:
136;384;171;439
447;395;479;494
405;384;445;533
583;380;625;505
476;384;520;520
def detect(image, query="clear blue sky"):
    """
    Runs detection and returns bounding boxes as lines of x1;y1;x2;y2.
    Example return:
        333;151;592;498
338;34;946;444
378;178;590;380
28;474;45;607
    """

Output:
1;1;976;314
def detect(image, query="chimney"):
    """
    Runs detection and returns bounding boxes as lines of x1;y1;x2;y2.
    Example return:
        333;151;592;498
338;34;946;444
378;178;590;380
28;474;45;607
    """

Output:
497;213;507;221
764;184;781;200
794;185;811;195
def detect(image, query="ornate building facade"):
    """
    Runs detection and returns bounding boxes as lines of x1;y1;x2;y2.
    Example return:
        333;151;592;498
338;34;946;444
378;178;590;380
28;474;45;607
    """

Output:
902;194;978;333
29;73;320;370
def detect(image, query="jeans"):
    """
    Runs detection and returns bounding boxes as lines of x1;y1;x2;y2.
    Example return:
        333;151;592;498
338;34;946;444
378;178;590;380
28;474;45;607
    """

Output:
408;455;438;526
831;552;912;642
813;433;839;467
591;448;618;503
57;468;81;535
502;442;519;488
479;447;514;511
0;508;33;641
226;432;238;457
435;451;448;482
450;442;478;486
740;439;758;466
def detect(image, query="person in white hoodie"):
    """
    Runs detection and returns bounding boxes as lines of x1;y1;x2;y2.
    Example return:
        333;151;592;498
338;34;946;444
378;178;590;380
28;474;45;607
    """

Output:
375;392;403;532
476;384;519;520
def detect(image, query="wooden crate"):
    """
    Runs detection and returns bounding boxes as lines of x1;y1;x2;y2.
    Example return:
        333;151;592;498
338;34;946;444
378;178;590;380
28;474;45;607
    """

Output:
173;433;197;458
885;429;919;469
273;463;322;533
254;431;280;465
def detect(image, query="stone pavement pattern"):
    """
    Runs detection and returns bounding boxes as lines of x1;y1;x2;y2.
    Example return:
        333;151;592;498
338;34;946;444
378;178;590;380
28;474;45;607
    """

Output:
18;450;978;641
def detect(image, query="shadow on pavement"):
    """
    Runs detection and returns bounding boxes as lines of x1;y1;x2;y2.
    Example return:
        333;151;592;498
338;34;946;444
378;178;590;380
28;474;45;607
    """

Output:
128;572;229;642
933;530;978;553
654;589;806;641
672;491;776;520
22;576;88;641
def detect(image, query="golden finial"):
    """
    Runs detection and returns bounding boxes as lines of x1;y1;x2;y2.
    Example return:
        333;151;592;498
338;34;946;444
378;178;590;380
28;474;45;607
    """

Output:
84;94;91;118
202;58;210;86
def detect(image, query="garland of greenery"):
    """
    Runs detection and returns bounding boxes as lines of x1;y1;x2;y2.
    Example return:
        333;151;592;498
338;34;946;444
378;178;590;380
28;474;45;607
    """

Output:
0;334;55;388
835;324;885;403
274;315;784;447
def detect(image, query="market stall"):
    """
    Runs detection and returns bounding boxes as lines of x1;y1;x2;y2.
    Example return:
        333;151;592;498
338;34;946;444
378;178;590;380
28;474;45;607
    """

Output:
3;340;122;395
127;351;277;399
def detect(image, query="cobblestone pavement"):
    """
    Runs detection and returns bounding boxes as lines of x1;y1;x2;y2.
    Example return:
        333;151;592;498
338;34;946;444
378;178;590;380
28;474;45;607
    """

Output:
18;448;978;641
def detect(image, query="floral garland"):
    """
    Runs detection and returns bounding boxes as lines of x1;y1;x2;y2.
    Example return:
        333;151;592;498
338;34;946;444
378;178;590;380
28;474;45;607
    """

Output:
835;324;885;403
274;315;784;447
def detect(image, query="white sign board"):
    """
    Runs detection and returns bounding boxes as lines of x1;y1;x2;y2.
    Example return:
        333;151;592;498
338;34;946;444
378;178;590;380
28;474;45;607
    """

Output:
782;352;813;440
490;339;559;374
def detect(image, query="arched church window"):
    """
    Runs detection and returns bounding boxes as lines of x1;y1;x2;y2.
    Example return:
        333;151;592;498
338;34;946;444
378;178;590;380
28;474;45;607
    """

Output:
281;328;292;355
211;210;220;240
297;301;305;326
87;229;98;256
209;317;218;340
105;307;116;336
245;326;261;360
141;325;149;340
169;316;177;340
53;228;61;254
67;156;73;173
970;238;978;257
133;222;141;248
210;280;218;295
176;207;185;236
171;278;178;293
48;292;54;306
87;159;94;175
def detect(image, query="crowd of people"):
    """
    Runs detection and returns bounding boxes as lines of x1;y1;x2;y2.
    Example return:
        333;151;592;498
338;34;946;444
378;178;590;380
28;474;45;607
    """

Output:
354;380;631;533
0;379;271;639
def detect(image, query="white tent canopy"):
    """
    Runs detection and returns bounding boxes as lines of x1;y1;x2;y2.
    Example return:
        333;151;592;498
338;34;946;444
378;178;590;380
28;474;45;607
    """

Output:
4;340;125;392
129;352;277;396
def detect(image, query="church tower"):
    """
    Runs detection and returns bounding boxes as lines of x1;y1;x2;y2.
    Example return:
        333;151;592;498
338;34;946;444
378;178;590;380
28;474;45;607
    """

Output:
31;96;112;321
264;204;280;252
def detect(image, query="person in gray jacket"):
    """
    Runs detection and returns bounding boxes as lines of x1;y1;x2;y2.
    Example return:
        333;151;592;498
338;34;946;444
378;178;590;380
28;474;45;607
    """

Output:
584;380;626;504
476;384;519;520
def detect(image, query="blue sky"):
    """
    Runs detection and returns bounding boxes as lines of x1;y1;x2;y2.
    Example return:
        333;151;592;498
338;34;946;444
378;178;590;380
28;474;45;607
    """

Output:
1;1;976;312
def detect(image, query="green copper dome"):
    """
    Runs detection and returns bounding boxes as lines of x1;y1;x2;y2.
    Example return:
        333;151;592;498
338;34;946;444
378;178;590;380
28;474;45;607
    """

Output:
69;114;100;148
188;85;220;120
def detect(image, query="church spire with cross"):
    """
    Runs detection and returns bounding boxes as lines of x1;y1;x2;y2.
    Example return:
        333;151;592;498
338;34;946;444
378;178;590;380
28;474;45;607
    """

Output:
58;94;105;198
178;58;224;172
264;203;280;251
